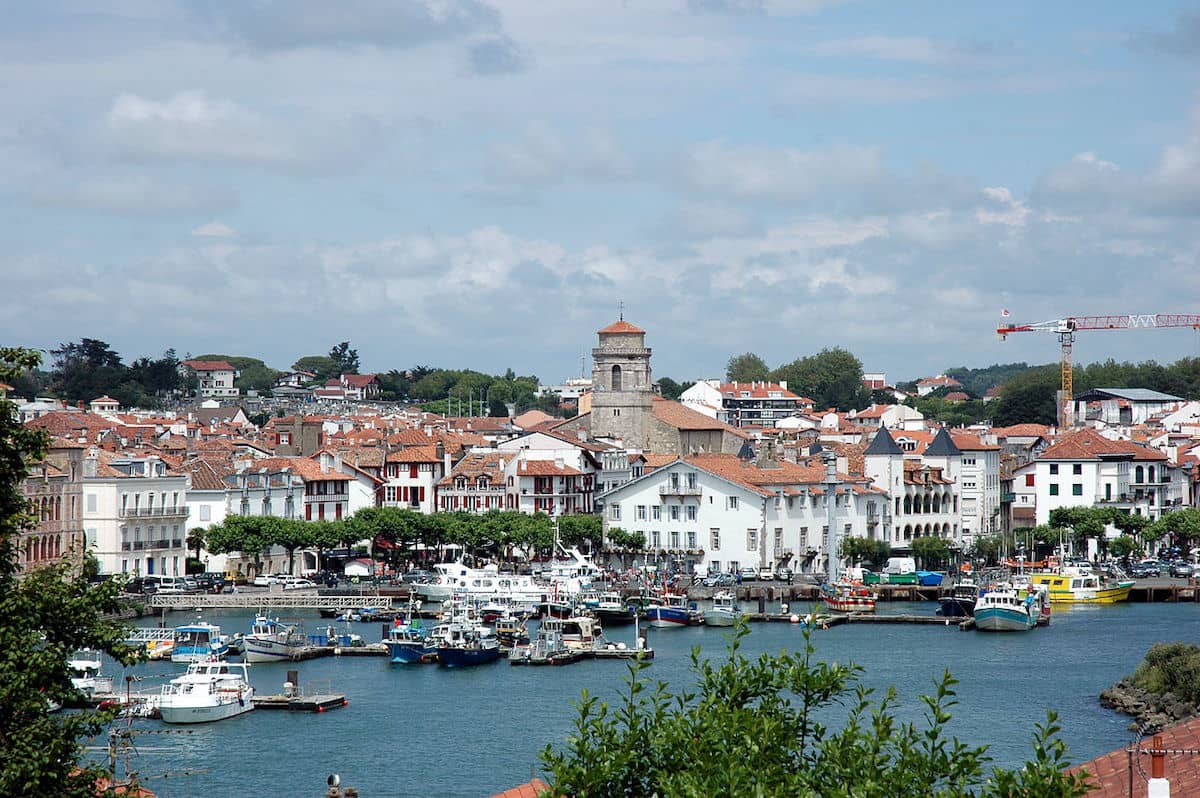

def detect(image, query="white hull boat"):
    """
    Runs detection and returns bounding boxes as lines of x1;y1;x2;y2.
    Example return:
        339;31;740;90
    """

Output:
243;616;306;663
160;661;254;724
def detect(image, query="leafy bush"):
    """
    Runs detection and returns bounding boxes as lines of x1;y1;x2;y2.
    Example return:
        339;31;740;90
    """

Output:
1133;642;1200;704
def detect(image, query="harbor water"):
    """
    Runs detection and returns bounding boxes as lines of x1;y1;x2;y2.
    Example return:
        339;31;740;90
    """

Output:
104;601;1199;797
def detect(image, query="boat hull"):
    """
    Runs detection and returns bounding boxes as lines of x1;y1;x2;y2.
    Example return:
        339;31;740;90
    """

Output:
243;642;304;663
160;689;254;724
437;646;501;668
171;645;228;664
703;610;738;627
386;641;437;664
593;607;637;626
938;597;976;618
974;607;1034;632
646;607;693;627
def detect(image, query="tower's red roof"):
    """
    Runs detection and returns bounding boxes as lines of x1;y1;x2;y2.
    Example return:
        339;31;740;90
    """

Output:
598;320;644;334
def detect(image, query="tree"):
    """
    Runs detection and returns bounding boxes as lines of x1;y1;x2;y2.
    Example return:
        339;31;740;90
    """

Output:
1107;535;1141;564
1150;508;1200;551
912;535;951;569
726;352;770;383
49;338;129;404
771;347;869;411
186;527;206;562
557;515;603;554
988;366;1059;426
840;536;891;567
540;622;1092;797
656;377;694;400
292;355;340;382
328;341;360;375
0;347;142;796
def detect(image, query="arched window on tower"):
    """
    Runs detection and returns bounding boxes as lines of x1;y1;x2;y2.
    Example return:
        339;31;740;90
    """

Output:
612;365;622;391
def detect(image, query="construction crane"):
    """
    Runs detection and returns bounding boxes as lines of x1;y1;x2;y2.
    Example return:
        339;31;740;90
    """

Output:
996;314;1200;427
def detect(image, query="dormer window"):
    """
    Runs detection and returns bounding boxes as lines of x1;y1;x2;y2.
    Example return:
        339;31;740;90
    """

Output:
455;477;467;490
477;476;489;489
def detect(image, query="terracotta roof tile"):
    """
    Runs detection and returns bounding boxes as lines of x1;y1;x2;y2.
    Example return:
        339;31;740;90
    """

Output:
386;445;442;464
247;457;352;482
1071;716;1200;798
652;397;749;438
182;359;235;372
517;460;582;476
491;777;551;798
597;319;644;334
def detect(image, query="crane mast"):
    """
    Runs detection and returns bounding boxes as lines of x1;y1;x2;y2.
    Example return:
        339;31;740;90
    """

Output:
997;314;1200;428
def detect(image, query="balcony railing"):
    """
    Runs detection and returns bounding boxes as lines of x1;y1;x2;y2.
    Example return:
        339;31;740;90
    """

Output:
659;484;702;496
304;493;348;503
1000;492;1016;503
119;506;186;518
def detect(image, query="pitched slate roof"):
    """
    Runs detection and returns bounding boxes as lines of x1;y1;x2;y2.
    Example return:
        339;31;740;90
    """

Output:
864;427;903;456
924;428;962;457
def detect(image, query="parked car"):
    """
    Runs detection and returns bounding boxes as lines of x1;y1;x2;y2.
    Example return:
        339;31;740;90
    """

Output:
1170;561;1195;579
740;566;757;581
194;572;227;593
252;574;277;587
1138;559;1167;576
703;572;736;588
776;567;794;582
1128;562;1154;579
282;577;317;590
758;567;776;581
123;576;157;595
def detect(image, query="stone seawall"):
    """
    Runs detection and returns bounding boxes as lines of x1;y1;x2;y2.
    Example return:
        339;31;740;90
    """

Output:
1099;678;1199;732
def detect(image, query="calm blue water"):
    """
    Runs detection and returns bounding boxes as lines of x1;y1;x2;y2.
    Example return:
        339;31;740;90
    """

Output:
102;602;1199;797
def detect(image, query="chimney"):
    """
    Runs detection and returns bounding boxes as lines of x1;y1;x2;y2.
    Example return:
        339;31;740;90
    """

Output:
779;380;787;390
83;449;98;478
555;456;564;470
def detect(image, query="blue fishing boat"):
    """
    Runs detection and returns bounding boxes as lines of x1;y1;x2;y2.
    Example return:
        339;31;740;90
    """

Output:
385;617;437;664
436;623;501;668
646;592;702;628
938;577;979;618
171;618;230;663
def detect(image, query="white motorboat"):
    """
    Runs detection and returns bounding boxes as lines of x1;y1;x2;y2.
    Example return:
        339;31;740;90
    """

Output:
68;649;103;696
974;583;1049;632
243;616;307;663
417;561;546;606
160;661;254;724
704;591;741;627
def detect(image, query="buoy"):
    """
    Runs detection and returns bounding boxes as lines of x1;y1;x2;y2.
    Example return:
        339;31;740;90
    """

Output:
318;706;325;713
790;614;800;624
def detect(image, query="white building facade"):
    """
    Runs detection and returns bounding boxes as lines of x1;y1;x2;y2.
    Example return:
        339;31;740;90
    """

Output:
83;453;190;577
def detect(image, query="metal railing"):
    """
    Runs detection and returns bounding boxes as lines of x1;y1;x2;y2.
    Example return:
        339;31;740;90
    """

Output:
119;506;186;518
659;484;702;496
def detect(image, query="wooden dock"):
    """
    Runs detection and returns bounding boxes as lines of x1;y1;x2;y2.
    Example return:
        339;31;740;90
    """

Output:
252;693;348;712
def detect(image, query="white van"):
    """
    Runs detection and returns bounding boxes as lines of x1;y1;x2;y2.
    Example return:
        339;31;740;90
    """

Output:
883;557;916;575
142;575;188;594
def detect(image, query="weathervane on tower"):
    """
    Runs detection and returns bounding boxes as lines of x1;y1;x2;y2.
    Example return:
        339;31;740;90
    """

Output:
618;300;624;321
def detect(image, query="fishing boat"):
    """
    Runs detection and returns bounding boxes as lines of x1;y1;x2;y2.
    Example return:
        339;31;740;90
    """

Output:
171;618;230;663
384;616;438;664
436;623;502;668
68;649;103;696
974;583;1049;632
821;581;876;614
493;613;530;649
588;591;638;626
1027;568;1134;604
243;616;307;663
704;591;741;627
539;615;605;651
509;625;582;666
159;661;254;724
645;592;703;627
938;577;979;618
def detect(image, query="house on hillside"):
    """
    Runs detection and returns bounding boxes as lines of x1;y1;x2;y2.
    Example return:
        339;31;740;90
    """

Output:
181;360;240;399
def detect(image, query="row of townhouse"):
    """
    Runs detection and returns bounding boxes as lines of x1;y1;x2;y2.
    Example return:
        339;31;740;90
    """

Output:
598;447;887;576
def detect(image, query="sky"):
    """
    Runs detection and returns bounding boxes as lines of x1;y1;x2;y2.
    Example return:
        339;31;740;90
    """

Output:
4;1;1200;385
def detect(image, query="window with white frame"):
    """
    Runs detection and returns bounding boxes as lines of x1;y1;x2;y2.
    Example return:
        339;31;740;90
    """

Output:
686;472;698;489
687;530;697;549
669;504;680;521
727;496;739;510
609;504;621;521
747;529;757;550
651;530;660;548
710;528;721;550
685;505;697;521
669;530;680;549
636;505;647;520
652;505;661;521
800;526;808;548
774;527;782;553
199;505;211;522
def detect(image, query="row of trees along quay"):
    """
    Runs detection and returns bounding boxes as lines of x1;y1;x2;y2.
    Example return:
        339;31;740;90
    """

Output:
197;508;648;575
0;345;1112;796
838;507;1200;570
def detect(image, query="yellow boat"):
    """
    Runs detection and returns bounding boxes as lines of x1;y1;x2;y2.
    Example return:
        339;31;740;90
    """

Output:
1027;570;1134;604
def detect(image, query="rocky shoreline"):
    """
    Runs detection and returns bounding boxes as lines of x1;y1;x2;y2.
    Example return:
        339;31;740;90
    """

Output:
1100;678;1199;732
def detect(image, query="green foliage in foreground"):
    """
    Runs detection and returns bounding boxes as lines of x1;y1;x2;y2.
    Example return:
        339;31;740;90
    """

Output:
1133;641;1200;705
540;622;1093;798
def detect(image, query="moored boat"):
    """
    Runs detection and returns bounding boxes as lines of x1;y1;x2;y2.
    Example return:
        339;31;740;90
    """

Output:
171;618;229;663
646;592;702;628
539;615;605;651
385;617;438;664
974;583;1048;632
588;592;638;626
1027;569;1134;604
938;577;979;618
704;591;741;627
243;616;306;663
436;624;501;668
68;649;103;696
821;581;876;614
159;661;254;724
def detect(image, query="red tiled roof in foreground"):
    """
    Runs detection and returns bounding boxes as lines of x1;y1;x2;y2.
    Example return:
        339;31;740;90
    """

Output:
1071;716;1200;798
491;777;550;798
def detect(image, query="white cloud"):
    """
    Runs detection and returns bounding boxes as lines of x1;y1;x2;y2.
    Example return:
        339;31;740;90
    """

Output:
482;124;635;192
976;186;1030;227
681;140;883;202
191;221;237;238
29;175;235;215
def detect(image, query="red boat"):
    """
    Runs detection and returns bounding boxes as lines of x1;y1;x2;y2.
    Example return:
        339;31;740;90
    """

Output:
822;581;877;613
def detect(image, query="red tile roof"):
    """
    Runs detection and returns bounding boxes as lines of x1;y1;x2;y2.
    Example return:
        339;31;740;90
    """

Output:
182;359;235;372
491;777;550;798
517;459;582;477
386;445;441;464
341;373;379;387
950;432;1000;451
1072;717;1200;798
248;457;352;482
1039;429;1167;462
718;382;800;400
597;319;644;334
652;397;749;437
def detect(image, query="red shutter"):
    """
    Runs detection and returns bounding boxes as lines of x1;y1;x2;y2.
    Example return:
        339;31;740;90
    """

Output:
336;503;342;520
410;464;418;478
1025;474;1034;487
403;486;409;502
419;487;425;502
318;503;325;520
306;503;312;521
